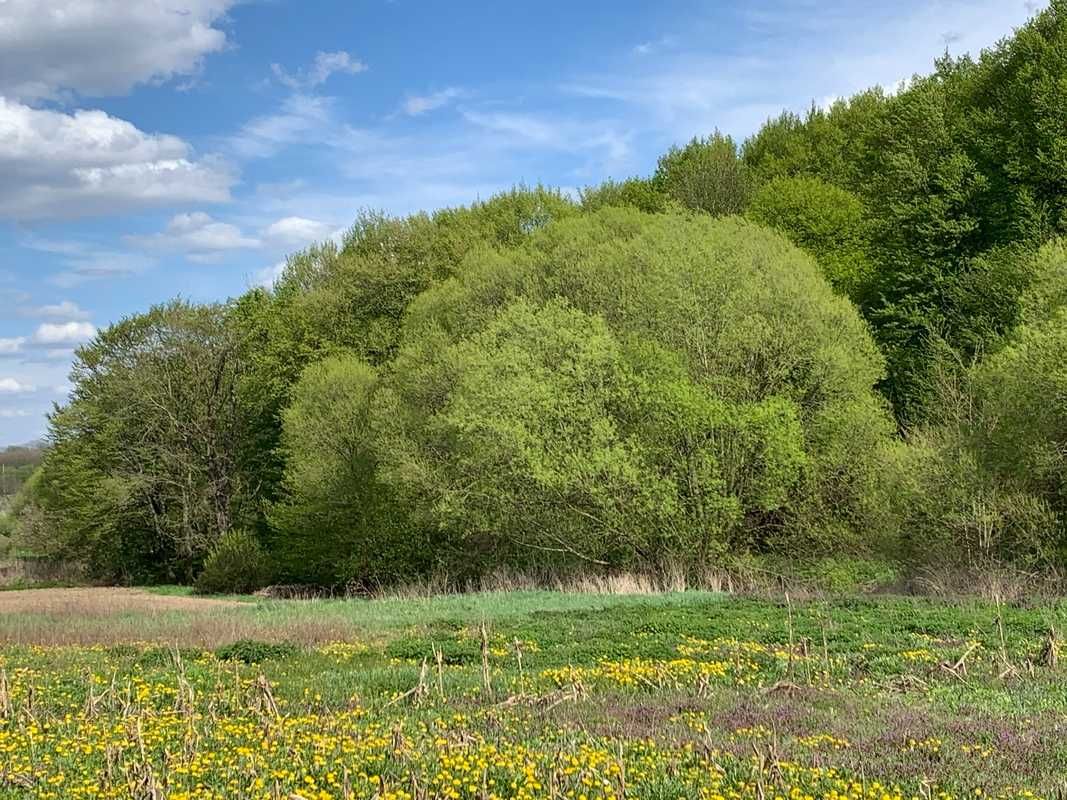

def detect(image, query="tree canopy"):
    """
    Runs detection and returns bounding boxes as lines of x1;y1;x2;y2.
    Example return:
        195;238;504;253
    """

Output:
11;2;1067;588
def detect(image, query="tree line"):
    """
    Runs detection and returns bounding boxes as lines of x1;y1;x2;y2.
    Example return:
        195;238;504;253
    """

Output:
7;3;1067;589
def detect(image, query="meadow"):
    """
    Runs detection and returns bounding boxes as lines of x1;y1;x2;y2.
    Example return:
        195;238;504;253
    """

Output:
0;588;1064;799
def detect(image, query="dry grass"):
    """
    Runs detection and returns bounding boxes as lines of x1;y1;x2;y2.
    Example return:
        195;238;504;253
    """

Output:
0;587;359;648
907;562;1067;602
0;587;240;615
377;564;807;601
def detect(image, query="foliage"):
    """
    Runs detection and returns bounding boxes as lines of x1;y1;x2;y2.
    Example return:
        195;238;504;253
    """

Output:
579;177;674;214
213;638;299;663
18;302;259;582
17;6;1067;582
653;131;750;216
195;529;274;595
0;445;43;501
745;175;874;300
740;2;1067;423
742;91;888;189
970;312;1067;533
230;187;580;513
1020;237;1067;324
269;356;428;585
375;209;894;571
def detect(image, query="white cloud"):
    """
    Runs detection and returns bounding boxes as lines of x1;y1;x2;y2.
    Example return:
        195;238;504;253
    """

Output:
231;94;338;159
271;51;367;90
31;301;90;321
262;216;335;248
462;110;631;163
0;322;95;367
0;0;237;100
403;88;464;116
0;97;234;219
0;409;30;419
32;322;97;346
632;36;677;57
0;378;35;394
128;212;260;260
566;0;1045;144
254;261;288;289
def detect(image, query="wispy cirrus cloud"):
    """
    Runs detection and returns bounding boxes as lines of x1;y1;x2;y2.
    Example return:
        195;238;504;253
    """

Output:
30;301;91;322
229;94;339;159
402;87;465;116
566;0;1045;144
270;51;367;90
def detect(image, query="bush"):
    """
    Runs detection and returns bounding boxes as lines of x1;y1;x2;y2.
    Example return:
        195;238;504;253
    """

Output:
373;208;896;573
880;349;1062;569
214;640;299;664
195;530;273;595
880;429;1057;569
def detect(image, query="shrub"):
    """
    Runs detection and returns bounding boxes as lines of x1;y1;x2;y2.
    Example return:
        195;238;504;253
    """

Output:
968;310;1067;551
214;640;299;664
195;529;273;595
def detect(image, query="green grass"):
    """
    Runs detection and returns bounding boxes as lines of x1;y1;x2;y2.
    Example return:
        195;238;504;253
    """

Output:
1;589;1066;798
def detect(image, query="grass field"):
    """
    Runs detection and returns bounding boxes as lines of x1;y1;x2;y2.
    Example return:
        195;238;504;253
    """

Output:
0;588;1065;799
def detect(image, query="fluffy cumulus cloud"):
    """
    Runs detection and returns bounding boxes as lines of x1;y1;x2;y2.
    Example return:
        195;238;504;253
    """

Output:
0;98;234;219
30;301;90;321
0;378;35;394
32;321;97;346
263;216;335;248
128;212;261;261
0;0;237;100
254;261;288;289
0;322;96;359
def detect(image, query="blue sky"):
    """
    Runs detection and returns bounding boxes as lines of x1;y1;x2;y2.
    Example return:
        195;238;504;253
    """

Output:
0;0;1047;445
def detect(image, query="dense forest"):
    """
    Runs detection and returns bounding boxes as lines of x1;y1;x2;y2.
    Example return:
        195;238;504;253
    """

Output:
6;4;1067;591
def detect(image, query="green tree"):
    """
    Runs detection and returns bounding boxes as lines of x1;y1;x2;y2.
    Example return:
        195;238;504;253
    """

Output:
742;91;888;189
653;132;750;216
745;175;874;301
580;177;674;214
18;301;257;582
231;187;580;518
374;209;894;570
970;310;1067;546
269;356;427;585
